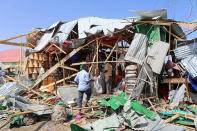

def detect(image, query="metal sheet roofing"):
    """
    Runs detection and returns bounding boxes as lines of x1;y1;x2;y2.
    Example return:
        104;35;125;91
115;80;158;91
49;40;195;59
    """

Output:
33;17;133;52
180;55;197;78
147;41;169;74
174;42;197;60
124;33;147;65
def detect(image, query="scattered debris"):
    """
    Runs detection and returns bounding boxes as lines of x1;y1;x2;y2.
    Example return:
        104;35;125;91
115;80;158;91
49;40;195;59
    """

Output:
51;105;67;124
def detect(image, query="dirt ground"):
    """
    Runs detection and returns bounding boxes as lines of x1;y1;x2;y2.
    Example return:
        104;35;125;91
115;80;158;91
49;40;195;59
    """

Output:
0;113;93;131
2;121;70;131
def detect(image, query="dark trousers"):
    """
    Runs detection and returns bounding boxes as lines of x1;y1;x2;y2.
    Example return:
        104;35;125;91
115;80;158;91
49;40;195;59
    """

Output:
78;88;91;108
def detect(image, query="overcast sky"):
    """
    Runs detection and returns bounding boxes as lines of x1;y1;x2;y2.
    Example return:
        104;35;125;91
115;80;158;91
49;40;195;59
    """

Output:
0;0;196;51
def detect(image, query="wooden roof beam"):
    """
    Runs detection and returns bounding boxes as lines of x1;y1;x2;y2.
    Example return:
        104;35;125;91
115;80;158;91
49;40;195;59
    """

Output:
2;31;37;42
0;41;32;47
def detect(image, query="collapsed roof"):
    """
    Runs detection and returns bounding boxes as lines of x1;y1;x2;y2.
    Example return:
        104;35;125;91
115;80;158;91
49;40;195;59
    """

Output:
32;17;135;52
29;9;186;53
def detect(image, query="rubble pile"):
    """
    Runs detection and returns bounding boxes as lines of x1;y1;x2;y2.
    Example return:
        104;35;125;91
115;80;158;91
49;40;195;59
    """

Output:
51;105;68;124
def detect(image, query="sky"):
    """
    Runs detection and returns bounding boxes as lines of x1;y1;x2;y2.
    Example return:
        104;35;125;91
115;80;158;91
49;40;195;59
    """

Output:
0;0;196;51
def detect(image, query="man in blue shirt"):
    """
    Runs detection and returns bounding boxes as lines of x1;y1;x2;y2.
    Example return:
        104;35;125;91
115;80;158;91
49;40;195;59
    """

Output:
74;65;91;110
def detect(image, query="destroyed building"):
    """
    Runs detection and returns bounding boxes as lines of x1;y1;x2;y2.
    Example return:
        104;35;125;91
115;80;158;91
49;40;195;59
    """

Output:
0;9;197;130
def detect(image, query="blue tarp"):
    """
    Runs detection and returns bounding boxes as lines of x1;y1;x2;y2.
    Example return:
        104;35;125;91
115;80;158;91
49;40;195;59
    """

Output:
184;72;197;92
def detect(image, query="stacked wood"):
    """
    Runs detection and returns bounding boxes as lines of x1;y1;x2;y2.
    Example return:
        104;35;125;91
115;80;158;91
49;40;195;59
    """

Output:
25;53;45;78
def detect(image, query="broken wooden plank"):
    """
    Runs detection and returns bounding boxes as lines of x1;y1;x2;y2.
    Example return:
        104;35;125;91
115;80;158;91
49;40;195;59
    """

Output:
129;21;172;26
73;106;100;110
100;43;127;54
71;61;126;66
105;40;119;62
41;73;77;89
44;44;53;52
2;31;37;42
165;114;180;123
6;75;45;98
31;39;96;89
52;43;67;54
89;49;97;74
176;123;196;131
0;41;32;47
147;98;157;112
162;78;190;84
159;109;195;120
60;65;78;72
89;39;101;73
115;44;119;75
96;39;99;67
10;108;51;118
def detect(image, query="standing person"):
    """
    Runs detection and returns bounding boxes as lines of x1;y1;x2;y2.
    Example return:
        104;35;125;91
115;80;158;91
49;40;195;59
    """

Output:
104;62;112;94
74;65;92;111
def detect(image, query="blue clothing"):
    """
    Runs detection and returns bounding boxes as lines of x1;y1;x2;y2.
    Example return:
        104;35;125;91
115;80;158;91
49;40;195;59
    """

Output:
74;70;90;91
184;72;197;92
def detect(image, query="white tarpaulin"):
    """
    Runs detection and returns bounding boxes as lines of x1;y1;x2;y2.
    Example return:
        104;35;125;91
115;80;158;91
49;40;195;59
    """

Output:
131;9;167;19
32;17;133;52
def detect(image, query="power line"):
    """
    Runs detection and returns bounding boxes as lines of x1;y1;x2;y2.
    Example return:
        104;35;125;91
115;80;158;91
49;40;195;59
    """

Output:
187;0;193;21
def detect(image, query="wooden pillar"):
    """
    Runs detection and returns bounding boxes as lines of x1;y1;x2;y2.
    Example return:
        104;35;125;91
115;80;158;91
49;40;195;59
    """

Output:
96;39;99;68
105;38;119;62
155;76;159;100
169;81;171;91
185;77;190;101
63;68;66;86
20;39;22;74
168;25;172;55
121;40;123;50
115;43;119;75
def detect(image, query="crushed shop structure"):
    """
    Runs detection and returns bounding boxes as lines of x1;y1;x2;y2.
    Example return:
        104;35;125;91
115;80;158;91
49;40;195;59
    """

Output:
1;9;197;130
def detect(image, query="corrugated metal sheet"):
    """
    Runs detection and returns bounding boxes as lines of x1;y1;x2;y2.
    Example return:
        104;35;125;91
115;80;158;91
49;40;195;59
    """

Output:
176;38;197;47
0;75;32;97
180;55;197;78
174;42;197;60
147;41;169;74
32;32;53;53
171;23;186;39
131;9;167;19
124;33;147;65
40;21;62;32
177;22;197;30
14;100;52;115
